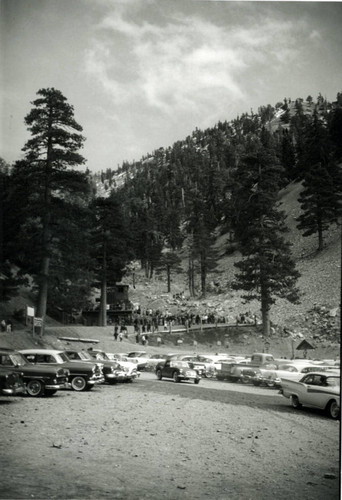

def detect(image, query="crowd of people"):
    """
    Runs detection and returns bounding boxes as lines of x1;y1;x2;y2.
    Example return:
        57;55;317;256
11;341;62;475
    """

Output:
110;306;260;345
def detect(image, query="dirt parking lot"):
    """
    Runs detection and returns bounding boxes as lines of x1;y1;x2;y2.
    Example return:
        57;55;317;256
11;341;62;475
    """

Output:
0;373;340;500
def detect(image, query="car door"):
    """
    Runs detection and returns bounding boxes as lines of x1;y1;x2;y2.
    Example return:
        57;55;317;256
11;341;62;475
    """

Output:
301;374;326;407
163;360;172;377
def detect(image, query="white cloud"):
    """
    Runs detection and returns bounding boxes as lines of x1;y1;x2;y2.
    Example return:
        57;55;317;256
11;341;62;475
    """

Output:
85;6;305;121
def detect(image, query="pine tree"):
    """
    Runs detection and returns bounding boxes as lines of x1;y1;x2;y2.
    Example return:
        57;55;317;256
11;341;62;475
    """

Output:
231;139;300;334
11;88;89;330
296;110;342;251
91;194;133;326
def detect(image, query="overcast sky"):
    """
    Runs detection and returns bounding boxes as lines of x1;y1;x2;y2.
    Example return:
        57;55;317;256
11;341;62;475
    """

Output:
1;0;342;173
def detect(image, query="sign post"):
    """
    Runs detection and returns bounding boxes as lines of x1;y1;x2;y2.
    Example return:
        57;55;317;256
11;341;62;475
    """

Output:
33;317;43;336
26;305;35;333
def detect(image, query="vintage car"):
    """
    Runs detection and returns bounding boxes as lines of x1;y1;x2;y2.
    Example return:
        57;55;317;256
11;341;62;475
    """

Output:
155;359;201;384
0;366;26;396
20;349;104;392
280;372;340;419
168;354;213;378
126;351;150;371
253;362;339;388
86;349;132;383
0;347;69;397
144;354;169;372
105;353;140;380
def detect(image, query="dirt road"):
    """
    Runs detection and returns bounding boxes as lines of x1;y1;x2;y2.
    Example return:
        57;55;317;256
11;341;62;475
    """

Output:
0;374;339;500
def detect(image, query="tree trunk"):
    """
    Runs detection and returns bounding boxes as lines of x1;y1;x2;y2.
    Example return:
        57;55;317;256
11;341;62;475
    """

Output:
36;110;53;334
261;298;270;336
36;255;50;330
200;251;206;298
167;264;171;293
317;219;324;251
99;240;107;327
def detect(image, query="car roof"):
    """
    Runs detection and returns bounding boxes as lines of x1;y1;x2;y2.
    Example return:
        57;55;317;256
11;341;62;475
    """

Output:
19;349;63;354
0;347;16;352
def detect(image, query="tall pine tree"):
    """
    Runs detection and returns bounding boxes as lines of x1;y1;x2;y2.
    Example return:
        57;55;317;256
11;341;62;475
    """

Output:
296;110;342;251
231;137;300;334
11;88;89;331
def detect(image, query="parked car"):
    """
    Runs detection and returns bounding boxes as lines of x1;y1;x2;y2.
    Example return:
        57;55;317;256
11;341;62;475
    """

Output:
64;349;120;384
280;372;340;419
0;347;69;397
19;349;104;392
168;354;212;378
144;354;170;372
217;353;275;382
86;349;136;383
126;351;151;371
0;366;26;396
105;353;140;380
155;359;201;384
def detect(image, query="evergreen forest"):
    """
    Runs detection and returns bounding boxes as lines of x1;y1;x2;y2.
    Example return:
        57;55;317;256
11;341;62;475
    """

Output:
1;89;341;335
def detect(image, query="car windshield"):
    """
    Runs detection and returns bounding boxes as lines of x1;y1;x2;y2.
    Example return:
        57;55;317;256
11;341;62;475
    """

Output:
4;353;27;367
57;352;69;363
170;361;190;368
94;353;106;360
78;352;92;361
282;366;298;372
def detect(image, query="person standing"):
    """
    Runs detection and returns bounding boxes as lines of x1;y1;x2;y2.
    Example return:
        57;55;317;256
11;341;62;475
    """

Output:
113;324;119;341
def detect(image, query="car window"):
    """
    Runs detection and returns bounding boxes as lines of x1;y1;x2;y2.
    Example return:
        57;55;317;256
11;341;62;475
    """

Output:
303;374;314;384
0;354;13;366
66;352;78;360
309;375;327;386
36;354;55;363
24;354;36;363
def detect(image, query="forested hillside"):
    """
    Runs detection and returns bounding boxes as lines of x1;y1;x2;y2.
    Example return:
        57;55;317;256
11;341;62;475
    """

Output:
1;90;341;336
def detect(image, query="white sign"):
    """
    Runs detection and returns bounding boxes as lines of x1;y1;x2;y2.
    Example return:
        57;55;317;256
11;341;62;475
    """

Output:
34;317;43;327
27;306;35;317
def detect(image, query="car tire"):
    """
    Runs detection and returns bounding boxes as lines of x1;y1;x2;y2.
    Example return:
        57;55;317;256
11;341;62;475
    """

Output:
327;400;340;420
172;371;180;383
156;369;162;380
44;389;57;397
291;395;302;409
71;376;87;391
194;379;200;384
26;379;45;397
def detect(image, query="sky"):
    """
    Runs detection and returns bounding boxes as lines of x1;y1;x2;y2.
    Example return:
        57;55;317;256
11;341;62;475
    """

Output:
1;0;342;173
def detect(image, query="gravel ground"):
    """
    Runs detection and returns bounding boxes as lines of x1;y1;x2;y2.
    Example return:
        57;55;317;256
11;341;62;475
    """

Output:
0;373;340;500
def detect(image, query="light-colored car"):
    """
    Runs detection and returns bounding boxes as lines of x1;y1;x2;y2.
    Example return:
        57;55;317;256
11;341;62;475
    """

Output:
144;354;169;372
280;372;340;419
126;351;151;371
105;353;140;380
257;363;327;387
